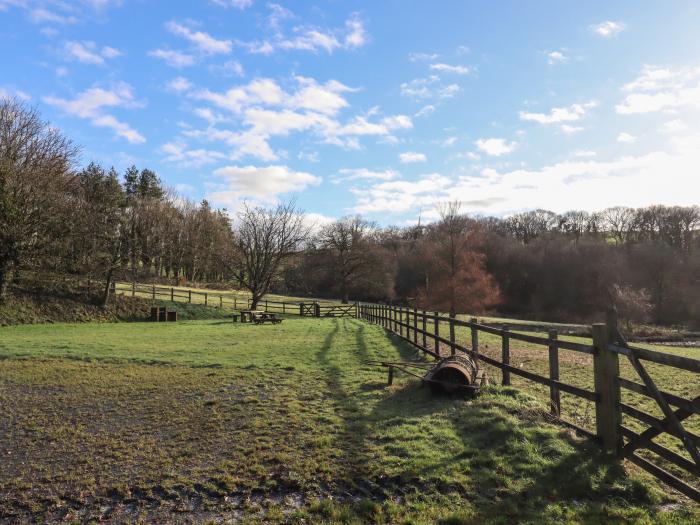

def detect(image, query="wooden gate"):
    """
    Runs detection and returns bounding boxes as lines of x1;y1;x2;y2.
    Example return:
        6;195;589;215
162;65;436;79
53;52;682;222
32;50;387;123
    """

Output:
318;304;356;317
607;324;700;501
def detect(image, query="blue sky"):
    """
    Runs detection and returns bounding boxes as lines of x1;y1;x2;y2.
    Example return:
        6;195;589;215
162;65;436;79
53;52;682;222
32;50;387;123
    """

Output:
2;0;700;225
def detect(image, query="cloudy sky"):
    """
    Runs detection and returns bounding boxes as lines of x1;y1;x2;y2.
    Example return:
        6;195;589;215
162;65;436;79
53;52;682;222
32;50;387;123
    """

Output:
2;0;700;224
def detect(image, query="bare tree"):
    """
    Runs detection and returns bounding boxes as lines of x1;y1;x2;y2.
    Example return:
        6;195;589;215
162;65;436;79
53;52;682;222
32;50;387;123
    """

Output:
317;216;375;303
0;99;78;301
234;200;309;310
600;206;635;245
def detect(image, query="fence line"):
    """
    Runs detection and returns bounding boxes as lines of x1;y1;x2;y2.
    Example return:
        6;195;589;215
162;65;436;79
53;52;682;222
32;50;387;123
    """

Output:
357;303;700;502
112;281;356;318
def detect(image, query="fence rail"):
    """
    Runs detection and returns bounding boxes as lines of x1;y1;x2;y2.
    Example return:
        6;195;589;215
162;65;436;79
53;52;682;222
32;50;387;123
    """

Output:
357;303;700;502
112;282;357;318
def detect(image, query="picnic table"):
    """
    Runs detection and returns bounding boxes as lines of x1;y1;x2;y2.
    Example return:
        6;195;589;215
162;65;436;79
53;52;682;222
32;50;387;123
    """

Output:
235;310;283;324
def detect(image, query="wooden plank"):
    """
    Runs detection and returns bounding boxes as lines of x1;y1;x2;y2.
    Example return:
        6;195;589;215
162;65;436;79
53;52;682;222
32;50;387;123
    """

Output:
449;312;456;356
619;403;700;448
422;310;427;349
609;343;700;373
620;426;700;476
626;452;700;502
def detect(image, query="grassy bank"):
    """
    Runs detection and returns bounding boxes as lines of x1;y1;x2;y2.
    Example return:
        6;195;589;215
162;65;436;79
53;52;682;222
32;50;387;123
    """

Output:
0;317;697;524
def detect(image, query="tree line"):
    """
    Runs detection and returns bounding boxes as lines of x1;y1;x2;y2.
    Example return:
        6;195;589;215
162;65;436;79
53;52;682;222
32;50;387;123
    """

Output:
2;99;699;326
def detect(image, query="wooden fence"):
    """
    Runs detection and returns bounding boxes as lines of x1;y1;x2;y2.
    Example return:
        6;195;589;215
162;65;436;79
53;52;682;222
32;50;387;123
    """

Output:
357;303;700;502
113;282;357;318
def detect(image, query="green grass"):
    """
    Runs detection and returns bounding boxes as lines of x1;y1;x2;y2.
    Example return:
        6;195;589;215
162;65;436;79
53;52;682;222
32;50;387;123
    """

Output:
0;318;698;523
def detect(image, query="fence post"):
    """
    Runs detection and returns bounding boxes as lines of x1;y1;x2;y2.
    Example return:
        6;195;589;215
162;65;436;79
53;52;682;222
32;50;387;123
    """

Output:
188;290;192;303
132;281;136;297
592;323;621;455
265;299;268;312
314;302;320;318
470;317;479;359
413;306;418;345
220;295;223;308
234;297;237;310
152;284;156;299
449;312;456;356
171;287;174;301
501;326;510;386
205;292;208;306
422;310;427;349
434;312;440;358
548;329;560;416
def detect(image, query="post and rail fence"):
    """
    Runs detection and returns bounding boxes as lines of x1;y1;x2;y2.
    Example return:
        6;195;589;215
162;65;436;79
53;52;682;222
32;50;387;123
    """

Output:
108;279;699;500
357;303;700;502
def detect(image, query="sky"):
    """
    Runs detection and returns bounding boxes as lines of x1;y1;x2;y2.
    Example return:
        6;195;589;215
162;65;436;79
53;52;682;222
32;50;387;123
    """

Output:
2;0;700;226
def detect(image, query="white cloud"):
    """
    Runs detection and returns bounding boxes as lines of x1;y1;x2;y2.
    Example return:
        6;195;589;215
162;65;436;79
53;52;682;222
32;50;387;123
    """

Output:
167;21;232;54
561;124;583;134
352;134;700;216
208;164;321;205
211;0;253;8
441;136;458;147
660;119;687;134
351;173;450;214
210;60;245;77
429;63;471;75
238;12;367;55
63;41;122;65
0;86;30;100
148;49;195;67
415;105;435;118
334;168;398;183
399;151;427;163
344;14;367;48
616;64;700;114
167;76;192;92
474;138;517;156
43;83;145;143
547;50;568;65
617;132;636;144
409;52;439;61
182;76;411;160
519;101;597;125
590;20;625;38
400;75;460;99
161;140;226;167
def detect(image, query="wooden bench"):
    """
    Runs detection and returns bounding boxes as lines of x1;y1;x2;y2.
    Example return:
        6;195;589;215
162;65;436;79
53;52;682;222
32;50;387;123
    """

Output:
235;310;282;324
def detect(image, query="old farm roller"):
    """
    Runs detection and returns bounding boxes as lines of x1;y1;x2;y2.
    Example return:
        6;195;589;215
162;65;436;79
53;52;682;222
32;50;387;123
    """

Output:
372;354;489;395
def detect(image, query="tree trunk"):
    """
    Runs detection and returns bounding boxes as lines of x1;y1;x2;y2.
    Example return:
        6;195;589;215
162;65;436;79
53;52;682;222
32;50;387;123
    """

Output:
102;270;114;307
0;258;10;303
250;294;260;310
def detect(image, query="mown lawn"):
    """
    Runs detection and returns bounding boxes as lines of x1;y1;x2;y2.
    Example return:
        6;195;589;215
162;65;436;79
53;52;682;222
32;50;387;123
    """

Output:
0;318;698;524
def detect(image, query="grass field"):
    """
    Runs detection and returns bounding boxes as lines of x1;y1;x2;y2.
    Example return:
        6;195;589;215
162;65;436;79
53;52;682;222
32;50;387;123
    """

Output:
1;317;698;524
